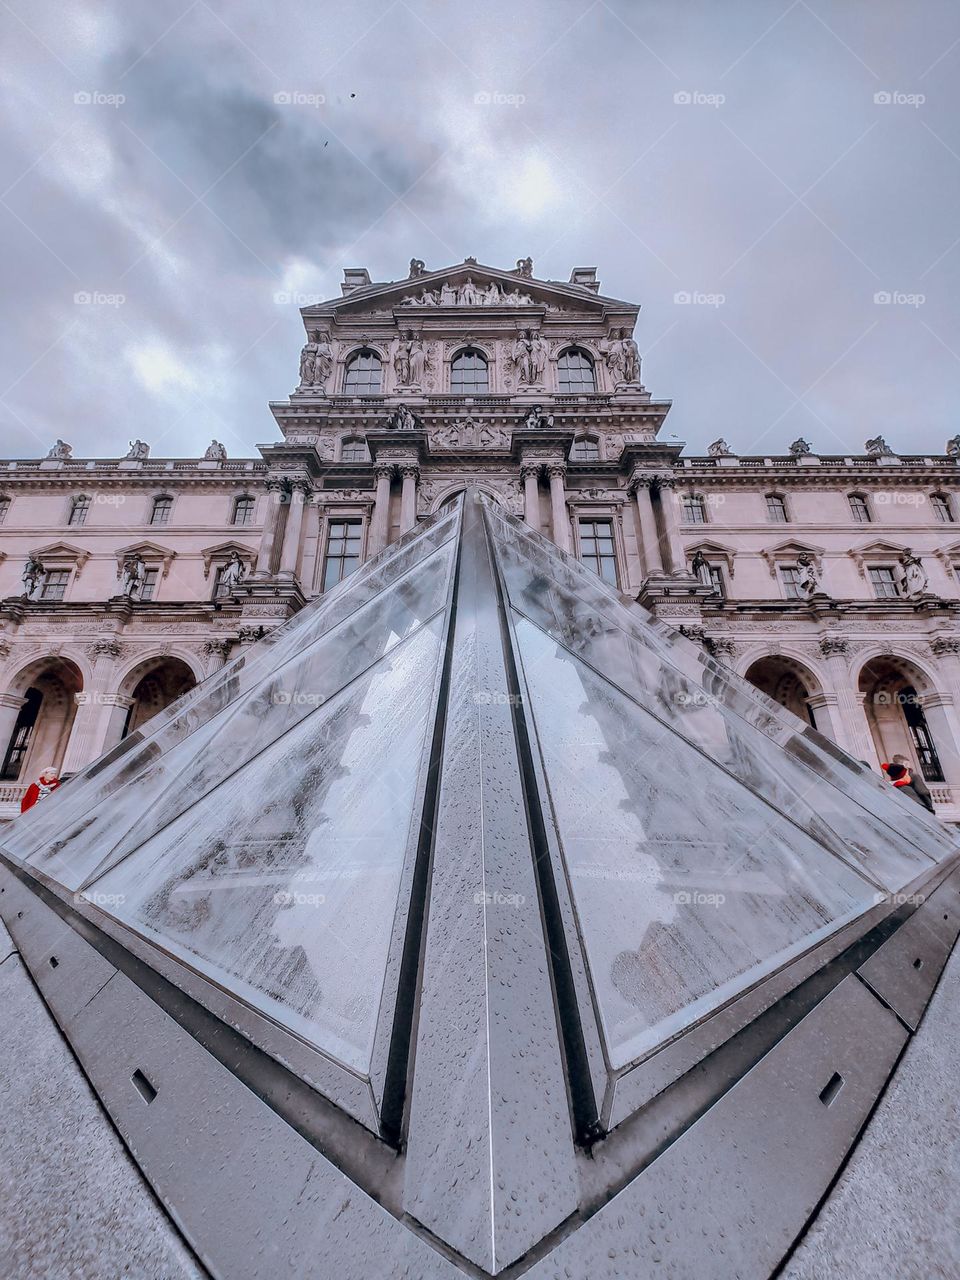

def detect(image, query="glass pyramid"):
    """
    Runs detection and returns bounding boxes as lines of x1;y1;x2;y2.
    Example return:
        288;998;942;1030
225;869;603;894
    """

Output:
2;489;955;1275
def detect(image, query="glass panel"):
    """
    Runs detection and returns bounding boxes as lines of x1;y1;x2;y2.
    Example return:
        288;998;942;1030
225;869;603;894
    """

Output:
1;507;460;867
483;504;957;875
512;614;875;1068
18;541;454;890
85;619;444;1074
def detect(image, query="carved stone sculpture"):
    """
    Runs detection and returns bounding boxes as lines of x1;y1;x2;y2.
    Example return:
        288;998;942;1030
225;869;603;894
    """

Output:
893;549;928;599
603;328;641;386
796;552;822;599
298;329;333;390
946;435;960;458
218;551;246;595
690;550;713;589
394;332;426;387
707;438;734;458
45;439;72;460
408;258;426;277
865;435;894;457
204;440;227;461
21;555;45;600
788;438;813;457
515;257;533;278
118;553;147;599
521;404;554;430
512;330;547;386
125;439;150;460
387;405;419;432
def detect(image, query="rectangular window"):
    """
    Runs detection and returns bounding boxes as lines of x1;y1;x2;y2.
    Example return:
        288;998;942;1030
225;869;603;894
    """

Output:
869;566;899;599
849;494;871;523
232;496;255;526
707;564;725;597
932;494;954;523
140;568;159;602
0;497;10;525
681;495;707;524
766;495;788;523
779;566;802;600
39;569;70;602
579;519;619;585
150;496;173;526
322;519;363;591
68;496;90;526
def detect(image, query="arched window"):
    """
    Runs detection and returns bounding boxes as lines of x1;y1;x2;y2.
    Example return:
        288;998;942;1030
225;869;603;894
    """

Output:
343;350;383;394
150;495;173;526
68;494;90;526
931;493;954;524
450;349;489;394
557;348;596;393
569;437;600;462
232;495;255;526
340;438;368;462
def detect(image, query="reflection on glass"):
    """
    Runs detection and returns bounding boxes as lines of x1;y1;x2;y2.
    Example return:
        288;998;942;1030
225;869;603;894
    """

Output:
486;507;957;880
86;620;444;1073
513;614;876;1069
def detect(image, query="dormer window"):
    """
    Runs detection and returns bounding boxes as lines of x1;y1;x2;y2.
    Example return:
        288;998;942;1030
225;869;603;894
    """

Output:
450;350;489;394
557;348;596;393
343;349;383;394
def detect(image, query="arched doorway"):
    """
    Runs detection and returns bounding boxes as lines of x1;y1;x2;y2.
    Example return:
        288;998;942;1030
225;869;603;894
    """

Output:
858;656;947;782
121;658;198;740
0;658;84;784
744;655;820;730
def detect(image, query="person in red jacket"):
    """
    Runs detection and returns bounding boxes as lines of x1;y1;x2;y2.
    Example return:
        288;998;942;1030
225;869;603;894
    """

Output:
20;765;61;814
881;760;935;813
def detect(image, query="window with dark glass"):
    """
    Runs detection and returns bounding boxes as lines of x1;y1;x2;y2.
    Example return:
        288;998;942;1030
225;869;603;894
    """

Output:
901;685;945;781
557;349;596;393
682;494;707;524
579;518;618;585
39;569;70;602
232;495;255;526
322;519;363;591
150;495;173;526
707;564;725;597
868;566;899;599
140;567;159;602
931;493;954;523
340;439;368;463
569;438;600;462
766;494;788;523
450;350;489;394
849;494;871;523
68;495;90;526
780;566;802;599
1;687;42;780
343;350;383;394
0;496;10;525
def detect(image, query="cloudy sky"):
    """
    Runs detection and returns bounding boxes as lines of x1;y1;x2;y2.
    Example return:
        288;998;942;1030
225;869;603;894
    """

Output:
2;0;959;460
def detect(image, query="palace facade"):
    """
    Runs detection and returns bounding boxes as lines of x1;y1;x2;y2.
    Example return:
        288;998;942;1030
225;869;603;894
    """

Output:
2;257;960;819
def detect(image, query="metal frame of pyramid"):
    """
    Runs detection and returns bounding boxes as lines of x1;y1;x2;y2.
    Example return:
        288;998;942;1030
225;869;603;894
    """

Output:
2;489;959;1278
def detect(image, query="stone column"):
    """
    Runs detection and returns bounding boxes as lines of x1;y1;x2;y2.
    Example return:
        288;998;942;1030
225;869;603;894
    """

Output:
99;695;135;753
654;477;685;575
547;463;571;553
399;464;420;534
61;641;123;774
370;463;393;553
254;479;285;576
521;463;541;531
818;639;875;762
0;692;25;763
629;473;664;577
278;479;309;579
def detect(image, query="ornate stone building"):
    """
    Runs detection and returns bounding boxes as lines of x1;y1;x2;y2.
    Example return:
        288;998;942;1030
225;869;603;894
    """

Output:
2;257;960;818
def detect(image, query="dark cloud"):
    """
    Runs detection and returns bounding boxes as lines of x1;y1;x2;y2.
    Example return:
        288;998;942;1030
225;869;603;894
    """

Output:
1;0;959;459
